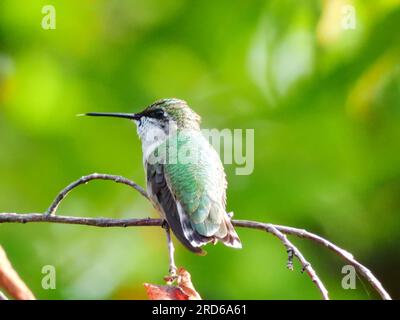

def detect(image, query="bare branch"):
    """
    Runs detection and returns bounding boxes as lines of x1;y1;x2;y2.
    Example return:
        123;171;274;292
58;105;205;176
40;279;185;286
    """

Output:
0;212;390;299
0;213;161;227
145;268;202;300
274;224;392;300
233;220;391;300
0;173;392;300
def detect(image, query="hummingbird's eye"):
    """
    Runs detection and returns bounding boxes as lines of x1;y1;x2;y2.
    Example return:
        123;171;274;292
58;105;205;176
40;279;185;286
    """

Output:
151;109;165;119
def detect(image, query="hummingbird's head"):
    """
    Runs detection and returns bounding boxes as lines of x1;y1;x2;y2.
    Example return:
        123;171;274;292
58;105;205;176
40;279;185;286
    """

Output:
140;98;201;131
83;98;201;142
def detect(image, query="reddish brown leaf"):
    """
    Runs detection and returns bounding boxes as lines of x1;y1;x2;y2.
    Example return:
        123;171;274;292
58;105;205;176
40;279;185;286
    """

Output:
144;267;201;300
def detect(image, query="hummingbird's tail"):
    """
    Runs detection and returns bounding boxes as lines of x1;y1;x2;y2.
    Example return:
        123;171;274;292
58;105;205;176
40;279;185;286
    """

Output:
175;205;242;253
215;213;242;249
168;208;208;255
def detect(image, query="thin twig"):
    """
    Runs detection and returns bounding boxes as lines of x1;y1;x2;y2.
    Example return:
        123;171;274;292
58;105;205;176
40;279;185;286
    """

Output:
275;224;392;300
46;173;148;215
233;220;391;300
232;221;329;299
163;224;178;282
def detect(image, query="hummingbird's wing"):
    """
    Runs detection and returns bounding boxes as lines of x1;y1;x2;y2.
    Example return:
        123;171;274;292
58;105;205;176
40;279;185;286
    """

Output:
147;130;241;254
147;162;207;255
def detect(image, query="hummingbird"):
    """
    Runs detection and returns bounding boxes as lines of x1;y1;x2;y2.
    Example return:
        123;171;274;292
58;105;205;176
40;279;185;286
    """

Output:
84;98;242;256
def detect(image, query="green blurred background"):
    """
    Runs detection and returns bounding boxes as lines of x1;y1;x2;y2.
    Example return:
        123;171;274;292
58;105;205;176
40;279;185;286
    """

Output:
0;0;399;299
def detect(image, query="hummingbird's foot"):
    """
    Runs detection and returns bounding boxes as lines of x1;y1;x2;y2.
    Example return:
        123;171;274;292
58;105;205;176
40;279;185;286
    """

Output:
164;266;178;284
161;220;169;230
169;265;178;276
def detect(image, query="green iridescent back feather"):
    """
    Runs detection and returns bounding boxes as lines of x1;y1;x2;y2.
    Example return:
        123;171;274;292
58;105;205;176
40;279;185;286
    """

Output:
153;129;227;238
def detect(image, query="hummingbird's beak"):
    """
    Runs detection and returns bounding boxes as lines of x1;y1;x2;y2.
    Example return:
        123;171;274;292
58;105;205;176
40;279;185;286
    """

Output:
82;112;142;120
